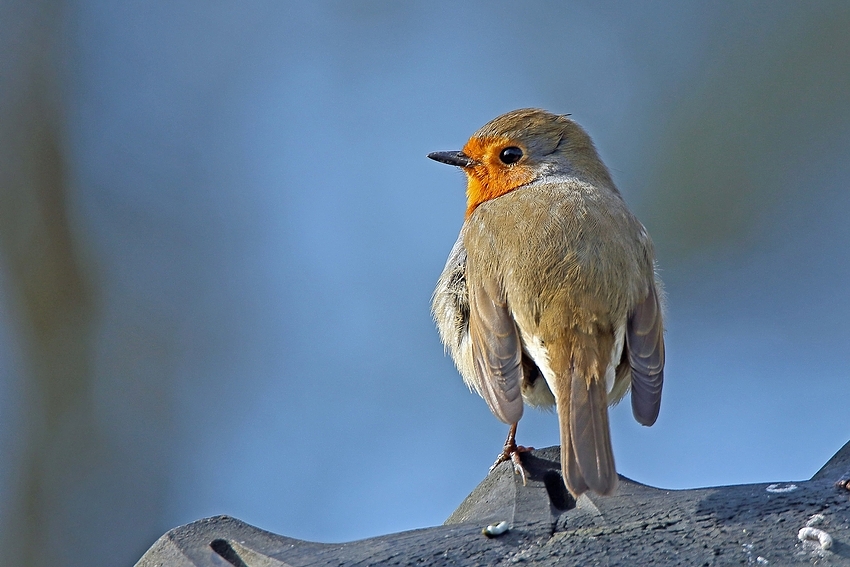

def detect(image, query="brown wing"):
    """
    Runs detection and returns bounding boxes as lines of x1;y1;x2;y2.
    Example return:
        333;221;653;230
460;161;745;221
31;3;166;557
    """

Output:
467;277;524;424
626;285;665;426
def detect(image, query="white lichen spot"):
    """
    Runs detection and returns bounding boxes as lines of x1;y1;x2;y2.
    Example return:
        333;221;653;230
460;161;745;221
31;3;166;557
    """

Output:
806;513;825;527
798;527;833;550
765;483;797;493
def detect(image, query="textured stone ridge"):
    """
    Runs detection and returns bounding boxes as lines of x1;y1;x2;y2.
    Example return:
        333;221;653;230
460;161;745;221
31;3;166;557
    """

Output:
135;440;850;566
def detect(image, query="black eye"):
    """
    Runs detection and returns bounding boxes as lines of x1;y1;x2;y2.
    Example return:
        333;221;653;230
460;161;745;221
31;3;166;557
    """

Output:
499;146;523;164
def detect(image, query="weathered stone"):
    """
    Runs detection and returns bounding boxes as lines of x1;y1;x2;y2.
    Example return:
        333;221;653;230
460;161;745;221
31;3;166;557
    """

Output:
136;440;850;566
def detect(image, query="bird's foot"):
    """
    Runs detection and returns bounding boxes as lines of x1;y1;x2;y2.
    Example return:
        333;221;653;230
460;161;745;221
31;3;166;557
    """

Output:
489;423;533;485
489;445;534;484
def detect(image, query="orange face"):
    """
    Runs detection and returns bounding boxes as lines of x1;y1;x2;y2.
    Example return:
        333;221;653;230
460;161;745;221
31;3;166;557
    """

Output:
461;136;536;218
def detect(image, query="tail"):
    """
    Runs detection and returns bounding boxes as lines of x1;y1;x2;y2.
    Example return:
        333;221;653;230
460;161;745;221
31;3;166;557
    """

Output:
557;370;617;497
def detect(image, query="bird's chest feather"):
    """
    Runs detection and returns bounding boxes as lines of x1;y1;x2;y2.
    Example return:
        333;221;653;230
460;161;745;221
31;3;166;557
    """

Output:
463;182;647;335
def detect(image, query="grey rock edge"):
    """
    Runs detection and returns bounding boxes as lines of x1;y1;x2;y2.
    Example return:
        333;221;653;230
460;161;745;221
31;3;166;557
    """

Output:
136;441;850;566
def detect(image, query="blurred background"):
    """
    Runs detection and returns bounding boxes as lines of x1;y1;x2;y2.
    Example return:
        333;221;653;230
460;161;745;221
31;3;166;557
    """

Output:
1;1;848;565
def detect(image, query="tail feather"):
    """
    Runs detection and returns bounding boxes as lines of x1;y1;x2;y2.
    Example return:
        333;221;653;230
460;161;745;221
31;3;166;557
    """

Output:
560;421;589;496
558;372;617;496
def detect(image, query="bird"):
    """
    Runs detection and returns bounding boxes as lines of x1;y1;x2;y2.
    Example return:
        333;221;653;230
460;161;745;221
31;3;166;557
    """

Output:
429;108;665;497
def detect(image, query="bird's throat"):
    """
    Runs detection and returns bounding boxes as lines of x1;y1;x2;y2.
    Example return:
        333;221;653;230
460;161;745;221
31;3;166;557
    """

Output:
465;169;535;217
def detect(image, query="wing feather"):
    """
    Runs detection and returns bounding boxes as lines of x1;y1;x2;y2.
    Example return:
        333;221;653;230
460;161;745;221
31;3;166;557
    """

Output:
467;278;524;424
627;286;665;426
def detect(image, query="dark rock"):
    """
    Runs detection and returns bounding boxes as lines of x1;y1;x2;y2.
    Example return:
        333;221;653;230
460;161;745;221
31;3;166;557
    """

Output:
135;440;850;566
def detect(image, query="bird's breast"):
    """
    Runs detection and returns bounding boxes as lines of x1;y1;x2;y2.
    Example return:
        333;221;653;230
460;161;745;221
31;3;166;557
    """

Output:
462;180;652;334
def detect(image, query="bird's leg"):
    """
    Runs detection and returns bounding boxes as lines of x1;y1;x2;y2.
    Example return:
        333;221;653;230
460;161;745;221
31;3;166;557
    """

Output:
489;422;533;485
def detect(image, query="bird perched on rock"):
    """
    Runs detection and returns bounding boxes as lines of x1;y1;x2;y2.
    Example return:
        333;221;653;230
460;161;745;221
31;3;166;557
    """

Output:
429;109;665;497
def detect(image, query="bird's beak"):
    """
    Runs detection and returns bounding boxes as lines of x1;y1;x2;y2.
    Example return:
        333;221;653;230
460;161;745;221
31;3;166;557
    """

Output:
427;151;476;168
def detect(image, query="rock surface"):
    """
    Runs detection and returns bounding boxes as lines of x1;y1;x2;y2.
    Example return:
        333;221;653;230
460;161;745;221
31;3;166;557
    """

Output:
136;440;850;566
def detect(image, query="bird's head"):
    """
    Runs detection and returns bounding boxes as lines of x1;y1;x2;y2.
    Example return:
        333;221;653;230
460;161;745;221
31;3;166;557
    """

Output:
428;108;614;217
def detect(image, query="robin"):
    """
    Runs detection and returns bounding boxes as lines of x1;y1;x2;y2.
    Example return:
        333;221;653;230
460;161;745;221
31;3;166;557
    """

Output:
429;109;665;497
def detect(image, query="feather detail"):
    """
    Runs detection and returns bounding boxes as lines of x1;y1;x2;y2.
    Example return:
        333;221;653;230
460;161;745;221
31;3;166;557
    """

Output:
567;371;617;495
627;286;665;426
467;278;524;425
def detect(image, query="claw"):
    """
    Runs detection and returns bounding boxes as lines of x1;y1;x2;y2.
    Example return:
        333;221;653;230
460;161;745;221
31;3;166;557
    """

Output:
489;423;533;485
